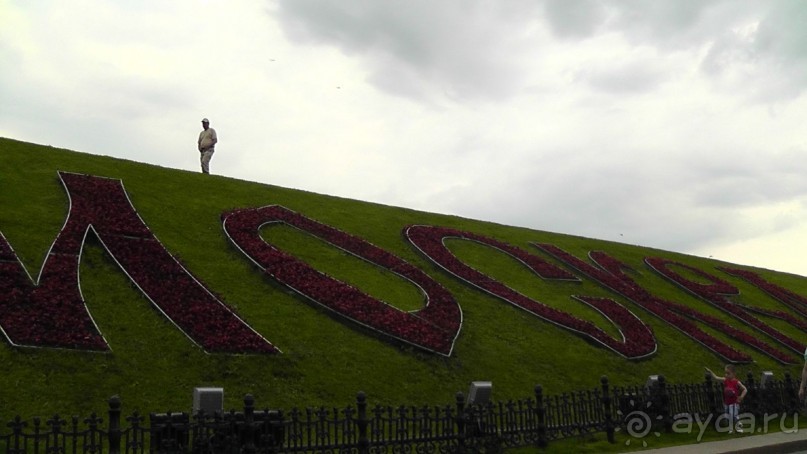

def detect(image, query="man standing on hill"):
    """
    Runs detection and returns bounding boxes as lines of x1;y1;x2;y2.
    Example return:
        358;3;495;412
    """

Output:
198;117;217;174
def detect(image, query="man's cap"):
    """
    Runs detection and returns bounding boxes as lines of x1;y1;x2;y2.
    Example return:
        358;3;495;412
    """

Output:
202;118;209;123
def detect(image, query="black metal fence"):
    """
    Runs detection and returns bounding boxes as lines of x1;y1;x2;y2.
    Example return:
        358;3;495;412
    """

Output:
1;373;801;453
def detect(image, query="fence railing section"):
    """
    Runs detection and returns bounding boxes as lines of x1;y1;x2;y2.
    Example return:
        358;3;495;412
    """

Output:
1;373;801;453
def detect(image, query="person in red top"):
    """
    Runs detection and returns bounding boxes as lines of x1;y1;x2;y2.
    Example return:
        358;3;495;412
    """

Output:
706;365;747;433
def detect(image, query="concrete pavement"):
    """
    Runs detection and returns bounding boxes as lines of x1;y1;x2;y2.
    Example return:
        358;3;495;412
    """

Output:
640;428;807;454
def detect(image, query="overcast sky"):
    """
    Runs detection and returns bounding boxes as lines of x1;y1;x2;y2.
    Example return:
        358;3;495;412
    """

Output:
3;1;807;276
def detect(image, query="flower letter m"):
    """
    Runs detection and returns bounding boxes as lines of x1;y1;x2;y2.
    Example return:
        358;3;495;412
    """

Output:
0;172;275;353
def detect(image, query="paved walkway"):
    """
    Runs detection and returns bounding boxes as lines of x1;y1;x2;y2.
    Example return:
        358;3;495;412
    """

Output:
641;429;807;454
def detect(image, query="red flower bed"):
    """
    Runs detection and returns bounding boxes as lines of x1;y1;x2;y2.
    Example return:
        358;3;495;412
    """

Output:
535;245;759;363
2;171;803;363
222;206;462;356
0;172;276;353
645;257;803;361
644;258;738;298
0;244;106;350
720;267;807;318
404;226;656;359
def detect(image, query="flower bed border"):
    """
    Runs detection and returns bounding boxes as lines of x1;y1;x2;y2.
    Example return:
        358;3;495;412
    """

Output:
534;244;755;364
0;172;276;354
405;225;657;360
645;257;799;364
222;206;462;356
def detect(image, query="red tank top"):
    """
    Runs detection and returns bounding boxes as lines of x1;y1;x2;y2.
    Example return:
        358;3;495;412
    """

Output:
723;378;740;405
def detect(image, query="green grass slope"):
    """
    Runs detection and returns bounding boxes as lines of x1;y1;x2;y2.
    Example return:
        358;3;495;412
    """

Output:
1;137;806;419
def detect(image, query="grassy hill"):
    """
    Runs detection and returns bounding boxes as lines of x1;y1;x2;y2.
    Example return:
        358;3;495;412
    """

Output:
2;136;806;420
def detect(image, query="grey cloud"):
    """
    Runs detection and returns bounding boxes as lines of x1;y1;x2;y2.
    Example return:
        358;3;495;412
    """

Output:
686;148;807;207
598;0;807;102
442;156;727;253
365;57;432;101
743;2;807;101
541;0;606;39
538;0;736;48
544;0;807;101
700;33;753;76
575;59;670;94
271;0;751;103
434;139;807;256
543;1;807;100
605;0;730;48
272;1;807;104
273;0;538;101
754;2;807;62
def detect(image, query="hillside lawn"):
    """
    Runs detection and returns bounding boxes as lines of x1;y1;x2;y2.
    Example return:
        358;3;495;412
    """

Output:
2;136;807;429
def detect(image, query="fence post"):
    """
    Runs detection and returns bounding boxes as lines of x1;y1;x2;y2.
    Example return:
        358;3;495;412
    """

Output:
108;396;121;454
356;392;369;454
705;373;718;417
784;372;798;415
794;370;804;411
601;376;615;444
657;376;671;432
243;394;256;454
455;392;466;454
534;385;547;448
745;372;759;416
9;416;26;454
